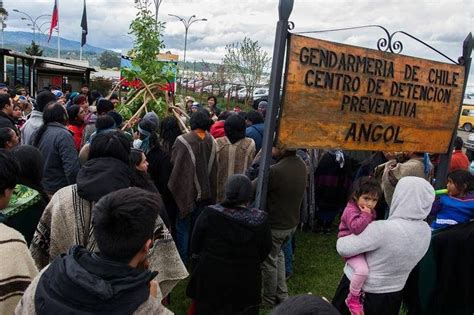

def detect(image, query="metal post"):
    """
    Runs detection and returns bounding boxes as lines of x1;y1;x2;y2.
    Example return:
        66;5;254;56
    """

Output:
184;27;188;73
435;32;473;189
255;0;294;210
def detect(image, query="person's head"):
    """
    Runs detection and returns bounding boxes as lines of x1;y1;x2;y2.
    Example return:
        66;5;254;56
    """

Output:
35;90;57;112
191;102;200;113
95;115;116;131
138;112;159;151
270;294;340;315
0;127;19;150
207;95;217;107
67;105;85;126
107;111;123;127
246;110;264;126
89;131;131;164
190;109;212;131
218;111;232;121
52;90;65;104
447;169;474;197
130;148;148;172
11;145;44;189
454;136;464;151
109;94;120;107
389;176;435;220
0;93;13;116
33;102;68;147
73;94;89;112
96;99;114;116
224;114;246;144
160;116;181;153
92;187;160;263
0;83;8;94
350;176;382;211
12;103;22;119
0;149;19;209
222;174;253;208
258;100;268;117
43;102;68;125
91;90;103;105
81;84;89;95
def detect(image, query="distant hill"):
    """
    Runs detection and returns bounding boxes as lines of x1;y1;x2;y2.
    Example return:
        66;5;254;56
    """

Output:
2;31;112;66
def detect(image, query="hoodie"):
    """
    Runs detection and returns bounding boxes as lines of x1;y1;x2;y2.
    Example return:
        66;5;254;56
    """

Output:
76;157;131;202
186;205;272;305
20;110;43;145
34;246;157;314
337;176;434;294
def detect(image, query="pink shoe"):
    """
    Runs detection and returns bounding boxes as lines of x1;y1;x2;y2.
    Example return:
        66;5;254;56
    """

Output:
345;292;364;315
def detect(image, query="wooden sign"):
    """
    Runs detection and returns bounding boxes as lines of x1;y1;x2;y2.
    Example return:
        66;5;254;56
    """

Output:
277;34;465;153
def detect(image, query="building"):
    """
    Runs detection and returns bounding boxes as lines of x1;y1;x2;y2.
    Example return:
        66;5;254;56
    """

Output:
0;48;96;95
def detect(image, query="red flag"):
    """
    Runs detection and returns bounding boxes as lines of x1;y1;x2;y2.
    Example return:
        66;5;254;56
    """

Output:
48;0;59;42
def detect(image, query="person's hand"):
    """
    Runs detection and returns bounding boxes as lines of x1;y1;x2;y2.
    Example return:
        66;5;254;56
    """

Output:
149;280;158;299
360;205;372;214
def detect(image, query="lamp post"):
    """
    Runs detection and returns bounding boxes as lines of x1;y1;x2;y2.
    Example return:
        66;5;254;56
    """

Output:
13;9;50;42
168;14;207;75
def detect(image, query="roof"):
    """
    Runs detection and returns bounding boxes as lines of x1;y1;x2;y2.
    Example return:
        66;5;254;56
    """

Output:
0;48;96;72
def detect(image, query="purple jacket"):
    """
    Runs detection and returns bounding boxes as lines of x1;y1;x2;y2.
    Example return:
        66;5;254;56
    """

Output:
338;201;376;238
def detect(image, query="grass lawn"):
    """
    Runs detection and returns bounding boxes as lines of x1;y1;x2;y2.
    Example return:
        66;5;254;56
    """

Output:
167;230;344;315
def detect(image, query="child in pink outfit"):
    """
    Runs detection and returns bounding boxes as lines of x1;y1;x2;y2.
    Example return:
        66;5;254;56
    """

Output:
338;177;382;315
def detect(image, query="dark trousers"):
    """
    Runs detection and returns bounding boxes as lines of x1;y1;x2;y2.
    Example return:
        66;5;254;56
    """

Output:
332;274;403;315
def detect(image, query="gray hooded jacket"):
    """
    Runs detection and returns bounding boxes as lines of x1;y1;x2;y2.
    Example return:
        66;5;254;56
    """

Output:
336;176;434;293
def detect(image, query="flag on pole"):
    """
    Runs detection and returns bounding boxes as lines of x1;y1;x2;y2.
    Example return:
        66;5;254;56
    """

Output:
81;0;87;47
48;0;58;43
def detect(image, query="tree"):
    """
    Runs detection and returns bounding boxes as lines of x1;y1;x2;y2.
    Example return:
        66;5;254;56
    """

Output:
90;76;114;96
223;37;271;104
118;0;171;119
98;51;120;69
25;41;43;56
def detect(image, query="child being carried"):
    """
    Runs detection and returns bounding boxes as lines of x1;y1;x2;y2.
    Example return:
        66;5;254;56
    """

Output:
338;177;382;315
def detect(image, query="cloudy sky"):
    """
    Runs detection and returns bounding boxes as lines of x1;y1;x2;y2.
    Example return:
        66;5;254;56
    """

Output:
3;0;474;92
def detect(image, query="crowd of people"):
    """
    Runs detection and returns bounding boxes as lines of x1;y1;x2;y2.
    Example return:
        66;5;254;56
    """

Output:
0;82;473;315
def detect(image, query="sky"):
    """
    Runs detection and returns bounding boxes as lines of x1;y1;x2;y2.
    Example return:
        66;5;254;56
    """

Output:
3;0;474;92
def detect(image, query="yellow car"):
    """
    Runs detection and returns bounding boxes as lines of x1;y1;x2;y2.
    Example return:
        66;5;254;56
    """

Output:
459;104;474;132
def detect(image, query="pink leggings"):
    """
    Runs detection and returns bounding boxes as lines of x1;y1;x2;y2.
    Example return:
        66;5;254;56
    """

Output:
346;254;369;295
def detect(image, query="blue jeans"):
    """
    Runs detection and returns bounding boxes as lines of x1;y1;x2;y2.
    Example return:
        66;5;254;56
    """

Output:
176;214;191;264
282;235;293;275
175;206;205;265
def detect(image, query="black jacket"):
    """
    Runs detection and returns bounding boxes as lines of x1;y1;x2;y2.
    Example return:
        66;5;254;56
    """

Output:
0;111;18;134
36;122;80;194
186;205;272;313
35;246;157;315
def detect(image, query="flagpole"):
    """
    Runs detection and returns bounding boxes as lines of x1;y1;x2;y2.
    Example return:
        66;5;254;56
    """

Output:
57;0;60;59
80;46;82;60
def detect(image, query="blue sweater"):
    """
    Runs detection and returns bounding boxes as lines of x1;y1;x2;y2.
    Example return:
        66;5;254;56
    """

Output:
245;123;264;152
431;192;474;230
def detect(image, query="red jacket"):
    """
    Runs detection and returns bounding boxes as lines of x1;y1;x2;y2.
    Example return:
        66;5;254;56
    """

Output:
67;124;85;151
450;150;470;173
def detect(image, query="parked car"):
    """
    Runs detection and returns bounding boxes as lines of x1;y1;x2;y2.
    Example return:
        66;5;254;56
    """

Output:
458;104;474;132
252;87;269;100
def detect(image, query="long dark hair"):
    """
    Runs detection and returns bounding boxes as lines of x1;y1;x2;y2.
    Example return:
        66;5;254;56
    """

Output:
67;105;83;127
129;148;157;193
224;114;246;144
33;102;68;147
160;116;182;154
11;145;49;201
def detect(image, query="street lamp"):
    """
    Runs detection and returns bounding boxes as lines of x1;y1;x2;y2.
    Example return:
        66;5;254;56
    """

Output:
13;9;50;41
168;14;207;74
